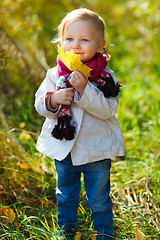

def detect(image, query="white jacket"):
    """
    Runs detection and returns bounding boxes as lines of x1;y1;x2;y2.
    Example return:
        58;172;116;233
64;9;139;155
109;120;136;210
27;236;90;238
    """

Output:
35;66;125;166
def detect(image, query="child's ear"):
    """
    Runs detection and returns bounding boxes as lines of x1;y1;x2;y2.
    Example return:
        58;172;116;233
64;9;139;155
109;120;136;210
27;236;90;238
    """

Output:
97;40;105;53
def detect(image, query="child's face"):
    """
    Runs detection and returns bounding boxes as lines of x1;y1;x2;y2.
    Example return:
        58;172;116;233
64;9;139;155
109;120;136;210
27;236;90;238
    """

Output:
62;19;104;64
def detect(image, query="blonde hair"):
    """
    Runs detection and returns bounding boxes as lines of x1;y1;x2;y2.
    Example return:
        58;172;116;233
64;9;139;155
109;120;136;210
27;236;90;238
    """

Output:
57;8;106;44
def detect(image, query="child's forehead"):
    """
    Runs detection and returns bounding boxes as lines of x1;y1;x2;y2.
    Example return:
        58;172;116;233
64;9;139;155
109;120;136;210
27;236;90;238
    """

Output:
61;18;104;42
64;19;99;38
65;19;95;31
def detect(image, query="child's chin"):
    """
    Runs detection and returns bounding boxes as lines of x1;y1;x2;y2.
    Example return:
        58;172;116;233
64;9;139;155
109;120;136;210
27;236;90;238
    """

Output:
82;59;91;65
80;57;87;64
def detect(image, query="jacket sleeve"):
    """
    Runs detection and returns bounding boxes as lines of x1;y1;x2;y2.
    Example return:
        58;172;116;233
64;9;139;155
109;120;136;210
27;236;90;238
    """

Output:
34;68;61;119
74;68;119;120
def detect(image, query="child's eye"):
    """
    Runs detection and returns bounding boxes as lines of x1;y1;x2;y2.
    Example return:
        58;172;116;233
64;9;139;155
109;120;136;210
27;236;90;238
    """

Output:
67;38;73;41
82;39;88;42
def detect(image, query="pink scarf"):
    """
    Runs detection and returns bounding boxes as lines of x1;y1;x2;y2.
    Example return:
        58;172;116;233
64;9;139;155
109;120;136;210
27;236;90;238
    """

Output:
51;53;109;141
57;52;108;82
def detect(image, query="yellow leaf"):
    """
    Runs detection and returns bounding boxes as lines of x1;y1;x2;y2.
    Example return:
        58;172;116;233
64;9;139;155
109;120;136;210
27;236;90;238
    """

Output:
134;226;145;240
19;162;31;169
58;46;91;79
75;232;81;240
0;206;16;224
35;161;42;167
18;131;31;142
14;221;20;229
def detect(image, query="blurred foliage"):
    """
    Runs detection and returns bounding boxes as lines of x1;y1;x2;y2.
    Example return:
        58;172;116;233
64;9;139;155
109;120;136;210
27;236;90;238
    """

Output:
0;1;160;238
0;0;159;158
0;0;160;130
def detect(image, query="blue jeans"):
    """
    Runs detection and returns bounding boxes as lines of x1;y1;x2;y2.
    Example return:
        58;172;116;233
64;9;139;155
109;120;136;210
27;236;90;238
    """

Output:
54;154;113;239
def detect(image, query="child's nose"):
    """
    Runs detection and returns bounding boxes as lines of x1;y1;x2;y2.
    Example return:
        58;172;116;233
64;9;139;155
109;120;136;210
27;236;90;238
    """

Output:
72;40;80;49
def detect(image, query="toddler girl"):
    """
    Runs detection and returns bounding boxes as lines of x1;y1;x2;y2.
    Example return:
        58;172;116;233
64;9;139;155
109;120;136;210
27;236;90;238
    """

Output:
35;8;125;240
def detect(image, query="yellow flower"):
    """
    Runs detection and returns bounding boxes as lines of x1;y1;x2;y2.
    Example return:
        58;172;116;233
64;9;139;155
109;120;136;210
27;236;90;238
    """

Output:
58;46;91;79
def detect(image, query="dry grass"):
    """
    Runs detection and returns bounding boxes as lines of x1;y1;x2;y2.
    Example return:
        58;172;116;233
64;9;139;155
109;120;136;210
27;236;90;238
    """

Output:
0;129;159;239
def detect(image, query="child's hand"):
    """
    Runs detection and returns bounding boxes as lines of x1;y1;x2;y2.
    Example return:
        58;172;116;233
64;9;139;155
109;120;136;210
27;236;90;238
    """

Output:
69;71;87;96
50;88;74;108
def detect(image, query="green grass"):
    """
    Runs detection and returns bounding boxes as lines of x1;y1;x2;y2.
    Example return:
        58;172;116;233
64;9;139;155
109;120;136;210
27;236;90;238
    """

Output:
0;70;160;239
0;71;160;239
0;30;160;240
0;0;160;238
0;77;160;239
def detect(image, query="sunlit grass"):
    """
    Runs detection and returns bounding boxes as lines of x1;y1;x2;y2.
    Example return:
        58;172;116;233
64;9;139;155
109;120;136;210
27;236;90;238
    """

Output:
1;69;160;239
1;17;160;240
1;70;160;239
0;113;160;239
